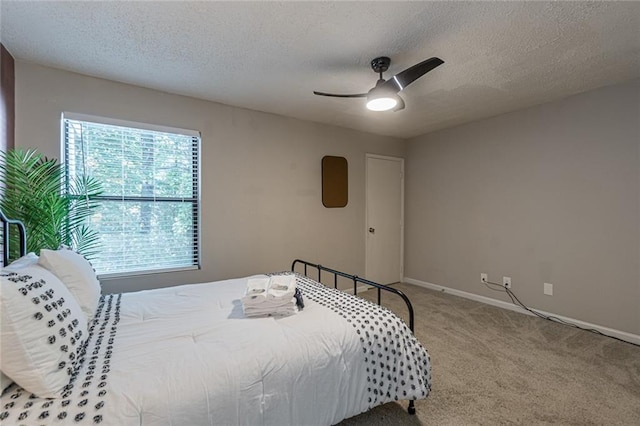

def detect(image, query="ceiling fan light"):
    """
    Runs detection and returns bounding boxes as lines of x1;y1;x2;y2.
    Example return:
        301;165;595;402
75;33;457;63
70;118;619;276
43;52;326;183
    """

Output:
366;96;398;111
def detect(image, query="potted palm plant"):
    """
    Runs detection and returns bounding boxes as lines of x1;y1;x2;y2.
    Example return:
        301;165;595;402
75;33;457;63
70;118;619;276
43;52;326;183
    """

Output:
0;148;102;260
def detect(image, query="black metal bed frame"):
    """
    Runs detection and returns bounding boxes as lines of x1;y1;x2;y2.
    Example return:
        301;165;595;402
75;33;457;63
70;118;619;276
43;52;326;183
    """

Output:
291;258;417;415
0;210;27;267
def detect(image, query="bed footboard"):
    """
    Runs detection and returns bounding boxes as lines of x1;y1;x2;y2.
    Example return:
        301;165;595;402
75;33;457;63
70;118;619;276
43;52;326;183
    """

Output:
291;258;417;415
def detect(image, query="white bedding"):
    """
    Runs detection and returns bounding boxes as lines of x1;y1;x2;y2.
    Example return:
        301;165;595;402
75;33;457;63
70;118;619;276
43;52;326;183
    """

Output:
0;273;431;425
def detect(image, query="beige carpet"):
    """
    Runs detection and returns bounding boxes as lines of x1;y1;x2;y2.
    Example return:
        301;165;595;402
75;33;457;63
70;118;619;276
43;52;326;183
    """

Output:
337;283;640;425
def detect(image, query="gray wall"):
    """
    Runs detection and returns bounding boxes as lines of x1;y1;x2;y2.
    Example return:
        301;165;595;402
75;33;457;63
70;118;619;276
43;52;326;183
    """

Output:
405;79;640;335
14;62;405;294
13;61;640;335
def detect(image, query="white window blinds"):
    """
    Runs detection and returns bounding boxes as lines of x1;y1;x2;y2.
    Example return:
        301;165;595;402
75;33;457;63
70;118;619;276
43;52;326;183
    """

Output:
63;115;200;277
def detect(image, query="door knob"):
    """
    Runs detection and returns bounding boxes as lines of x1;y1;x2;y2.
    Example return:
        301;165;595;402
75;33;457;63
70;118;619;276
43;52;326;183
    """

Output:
368;227;375;234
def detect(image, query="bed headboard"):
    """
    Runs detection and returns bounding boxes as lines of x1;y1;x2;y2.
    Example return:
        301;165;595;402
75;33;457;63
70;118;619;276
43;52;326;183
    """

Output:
0;210;27;266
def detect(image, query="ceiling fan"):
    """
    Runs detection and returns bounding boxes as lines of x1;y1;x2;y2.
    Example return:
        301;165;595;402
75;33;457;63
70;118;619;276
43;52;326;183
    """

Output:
313;56;444;112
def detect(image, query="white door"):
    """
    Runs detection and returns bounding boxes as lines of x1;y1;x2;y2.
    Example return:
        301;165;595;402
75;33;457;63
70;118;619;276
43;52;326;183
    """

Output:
365;154;404;284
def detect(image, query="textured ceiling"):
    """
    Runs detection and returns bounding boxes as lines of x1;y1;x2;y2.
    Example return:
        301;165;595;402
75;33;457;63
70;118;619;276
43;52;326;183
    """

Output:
1;1;639;139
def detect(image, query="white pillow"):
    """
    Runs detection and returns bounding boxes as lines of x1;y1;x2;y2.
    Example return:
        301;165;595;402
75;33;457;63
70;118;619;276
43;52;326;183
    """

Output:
6;252;39;270
0;253;40;394
38;248;101;320
0;265;89;398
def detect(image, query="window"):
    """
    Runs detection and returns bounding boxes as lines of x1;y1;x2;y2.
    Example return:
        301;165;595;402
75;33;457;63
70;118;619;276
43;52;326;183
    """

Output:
63;113;200;277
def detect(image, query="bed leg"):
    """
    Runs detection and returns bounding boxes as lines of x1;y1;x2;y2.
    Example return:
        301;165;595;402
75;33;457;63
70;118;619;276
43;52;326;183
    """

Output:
408;400;416;415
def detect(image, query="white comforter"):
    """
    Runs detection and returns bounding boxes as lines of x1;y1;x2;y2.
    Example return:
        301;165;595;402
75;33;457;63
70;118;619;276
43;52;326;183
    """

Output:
0;274;431;425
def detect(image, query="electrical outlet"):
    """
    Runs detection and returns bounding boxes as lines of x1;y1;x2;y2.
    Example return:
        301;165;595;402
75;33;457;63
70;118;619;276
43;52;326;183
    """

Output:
544;282;553;296
503;276;511;289
481;273;488;284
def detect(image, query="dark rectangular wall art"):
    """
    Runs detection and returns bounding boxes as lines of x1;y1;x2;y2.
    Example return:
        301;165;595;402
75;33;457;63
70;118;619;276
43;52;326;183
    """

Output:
322;156;348;208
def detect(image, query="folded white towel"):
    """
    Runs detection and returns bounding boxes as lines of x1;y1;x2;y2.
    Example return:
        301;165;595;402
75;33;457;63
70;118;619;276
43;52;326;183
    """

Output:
242;275;299;317
242;296;294;309
267;274;296;300
242;277;270;304
243;304;298;317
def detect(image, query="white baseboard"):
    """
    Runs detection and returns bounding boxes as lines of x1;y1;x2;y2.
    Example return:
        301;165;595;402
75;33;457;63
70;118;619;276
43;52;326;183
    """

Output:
403;277;640;346
327;284;370;295
344;284;370;295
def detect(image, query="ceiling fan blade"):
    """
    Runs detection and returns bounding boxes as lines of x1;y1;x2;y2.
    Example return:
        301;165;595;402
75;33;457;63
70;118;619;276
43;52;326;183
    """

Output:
381;57;444;93
313;91;367;98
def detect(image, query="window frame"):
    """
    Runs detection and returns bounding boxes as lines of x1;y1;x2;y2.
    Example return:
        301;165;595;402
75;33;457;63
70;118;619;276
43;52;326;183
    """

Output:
62;112;202;279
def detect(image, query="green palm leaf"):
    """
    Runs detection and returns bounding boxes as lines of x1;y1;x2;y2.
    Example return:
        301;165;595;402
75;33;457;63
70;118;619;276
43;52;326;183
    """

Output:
0;148;103;261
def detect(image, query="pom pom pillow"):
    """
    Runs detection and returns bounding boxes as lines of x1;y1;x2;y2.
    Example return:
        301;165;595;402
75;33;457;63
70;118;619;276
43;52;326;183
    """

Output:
0;264;88;398
39;248;101;320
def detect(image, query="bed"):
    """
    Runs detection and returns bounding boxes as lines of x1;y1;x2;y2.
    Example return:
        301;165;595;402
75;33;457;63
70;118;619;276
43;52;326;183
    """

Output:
0;213;431;425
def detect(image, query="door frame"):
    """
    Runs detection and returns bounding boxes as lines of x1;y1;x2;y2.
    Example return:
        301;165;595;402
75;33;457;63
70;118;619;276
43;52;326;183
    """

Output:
365;153;405;283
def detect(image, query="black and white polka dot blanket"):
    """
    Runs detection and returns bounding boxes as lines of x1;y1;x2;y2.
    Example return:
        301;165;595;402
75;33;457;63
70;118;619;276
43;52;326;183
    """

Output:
1;273;431;425
274;272;431;409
